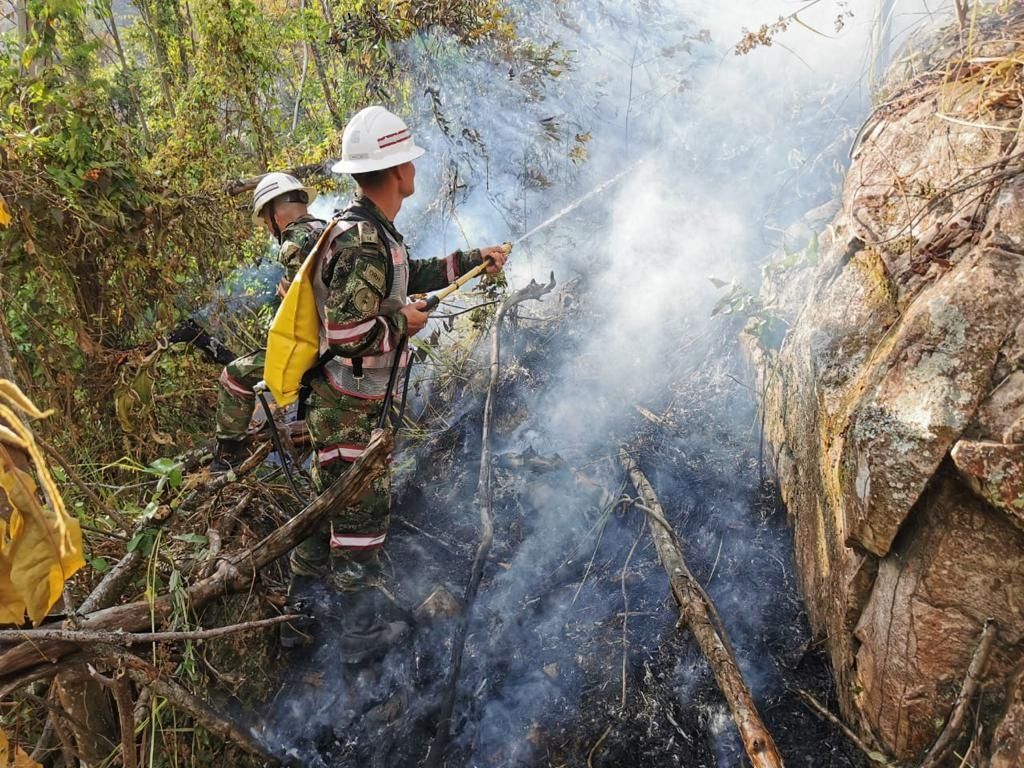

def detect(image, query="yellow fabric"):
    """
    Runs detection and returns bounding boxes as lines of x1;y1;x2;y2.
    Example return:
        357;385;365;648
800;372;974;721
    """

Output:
264;220;336;405
0;381;84;626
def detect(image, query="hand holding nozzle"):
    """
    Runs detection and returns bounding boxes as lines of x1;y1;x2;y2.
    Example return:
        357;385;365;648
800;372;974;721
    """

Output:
420;242;512;312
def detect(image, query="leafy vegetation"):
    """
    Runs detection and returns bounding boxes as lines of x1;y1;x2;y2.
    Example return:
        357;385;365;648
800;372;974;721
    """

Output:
0;0;513;469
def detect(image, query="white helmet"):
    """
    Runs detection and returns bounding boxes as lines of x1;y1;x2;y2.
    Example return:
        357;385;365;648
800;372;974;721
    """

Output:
331;106;426;175
251;172;318;224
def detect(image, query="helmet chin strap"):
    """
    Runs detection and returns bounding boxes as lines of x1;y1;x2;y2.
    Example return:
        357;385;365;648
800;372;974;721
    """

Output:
267;200;283;243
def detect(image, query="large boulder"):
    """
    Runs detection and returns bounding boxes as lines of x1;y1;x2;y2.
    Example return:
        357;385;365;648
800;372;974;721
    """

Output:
750;10;1024;764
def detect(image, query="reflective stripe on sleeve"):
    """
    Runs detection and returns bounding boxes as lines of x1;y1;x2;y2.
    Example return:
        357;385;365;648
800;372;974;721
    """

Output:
326;318;377;344
219;369;254;398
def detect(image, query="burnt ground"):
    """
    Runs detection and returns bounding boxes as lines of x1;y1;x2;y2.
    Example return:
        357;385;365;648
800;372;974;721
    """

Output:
259;292;869;768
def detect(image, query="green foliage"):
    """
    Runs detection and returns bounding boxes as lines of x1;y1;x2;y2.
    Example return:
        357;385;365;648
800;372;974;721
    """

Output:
0;0;512;469
710;277;789;352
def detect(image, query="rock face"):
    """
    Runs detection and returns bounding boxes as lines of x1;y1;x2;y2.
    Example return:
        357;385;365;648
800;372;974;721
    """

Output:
750;12;1024;764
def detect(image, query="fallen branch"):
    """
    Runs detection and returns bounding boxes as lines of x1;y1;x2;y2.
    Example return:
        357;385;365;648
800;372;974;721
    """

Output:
0;613;303;645
393;517;458;555
97;645;283;765
619;449;785;768
425;273;556;768
0;429;392;682
919;619;998;768
175;442;272;512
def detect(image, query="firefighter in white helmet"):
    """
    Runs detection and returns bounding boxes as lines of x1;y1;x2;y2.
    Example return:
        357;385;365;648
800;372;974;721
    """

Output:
211;173;326;472
284;106;508;655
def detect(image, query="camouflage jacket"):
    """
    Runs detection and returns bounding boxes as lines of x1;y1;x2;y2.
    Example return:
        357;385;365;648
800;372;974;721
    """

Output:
318;196;483;360
278;214;328;280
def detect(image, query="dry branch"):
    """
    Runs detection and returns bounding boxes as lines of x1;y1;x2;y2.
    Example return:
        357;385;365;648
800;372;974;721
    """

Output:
0;613;303;645
619;449;785;768
919;618;999;768
0;428;392;682
38;435;132;531
97;645;283;765
86;665;138;768
425;273;557;767
226;162;327;196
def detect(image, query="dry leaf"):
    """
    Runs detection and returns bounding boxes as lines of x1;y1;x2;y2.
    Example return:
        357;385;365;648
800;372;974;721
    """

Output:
0;727;44;767
0;380;84;625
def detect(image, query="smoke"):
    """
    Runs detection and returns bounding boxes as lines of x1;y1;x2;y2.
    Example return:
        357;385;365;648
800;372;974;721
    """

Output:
263;1;953;764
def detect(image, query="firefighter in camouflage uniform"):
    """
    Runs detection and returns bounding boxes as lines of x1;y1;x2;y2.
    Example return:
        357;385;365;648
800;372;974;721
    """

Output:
211;173;326;471
285;106;507;655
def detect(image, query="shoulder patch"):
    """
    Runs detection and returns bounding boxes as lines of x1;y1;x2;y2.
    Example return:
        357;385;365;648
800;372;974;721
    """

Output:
353;287;379;314
363;263;387;292
356;221;379;245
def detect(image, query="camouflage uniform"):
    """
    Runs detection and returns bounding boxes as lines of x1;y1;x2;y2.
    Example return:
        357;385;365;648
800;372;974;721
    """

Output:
216;215;326;441
292;196;485;581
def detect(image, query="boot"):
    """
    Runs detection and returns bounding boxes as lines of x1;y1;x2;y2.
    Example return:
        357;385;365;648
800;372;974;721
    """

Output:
336;588;410;665
210;438;248;473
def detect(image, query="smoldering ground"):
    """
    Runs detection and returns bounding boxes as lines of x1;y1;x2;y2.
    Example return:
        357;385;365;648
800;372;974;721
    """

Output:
256;1;951;766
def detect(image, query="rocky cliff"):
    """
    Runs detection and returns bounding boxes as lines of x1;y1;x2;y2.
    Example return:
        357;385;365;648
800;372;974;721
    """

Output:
749;9;1024;765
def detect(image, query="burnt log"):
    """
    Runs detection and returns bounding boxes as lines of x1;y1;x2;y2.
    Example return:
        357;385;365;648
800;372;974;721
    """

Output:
620;449;785;768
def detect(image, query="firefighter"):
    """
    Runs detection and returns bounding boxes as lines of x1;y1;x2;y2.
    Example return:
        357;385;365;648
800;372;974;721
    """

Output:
286;106;507;654
211;173;326;472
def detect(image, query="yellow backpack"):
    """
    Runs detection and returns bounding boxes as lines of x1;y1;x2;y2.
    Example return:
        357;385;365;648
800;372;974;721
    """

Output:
264;219;338;405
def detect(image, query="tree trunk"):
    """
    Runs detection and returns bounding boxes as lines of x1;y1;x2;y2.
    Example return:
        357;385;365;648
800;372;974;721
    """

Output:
134;0;176;116
310;40;344;130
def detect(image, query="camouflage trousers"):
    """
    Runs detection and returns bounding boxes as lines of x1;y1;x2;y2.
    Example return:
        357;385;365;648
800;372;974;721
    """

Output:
215;349;265;441
290;374;391;589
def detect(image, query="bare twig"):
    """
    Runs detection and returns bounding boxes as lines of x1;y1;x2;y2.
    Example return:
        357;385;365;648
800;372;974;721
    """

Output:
920;619;999;768
225;163;326;196
587;724;612;768
0;613;303;645
37;435;132;530
620;523;644;710
20;689;111;748
87;665;138;768
795;688;897;766
393;516;458;555
620;449;784;768
174;442;272;512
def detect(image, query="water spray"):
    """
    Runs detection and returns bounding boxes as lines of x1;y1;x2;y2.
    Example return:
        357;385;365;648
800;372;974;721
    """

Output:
510;158;643;248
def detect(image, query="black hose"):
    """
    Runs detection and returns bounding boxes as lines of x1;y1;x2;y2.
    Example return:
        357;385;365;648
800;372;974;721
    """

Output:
377;335;408;430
